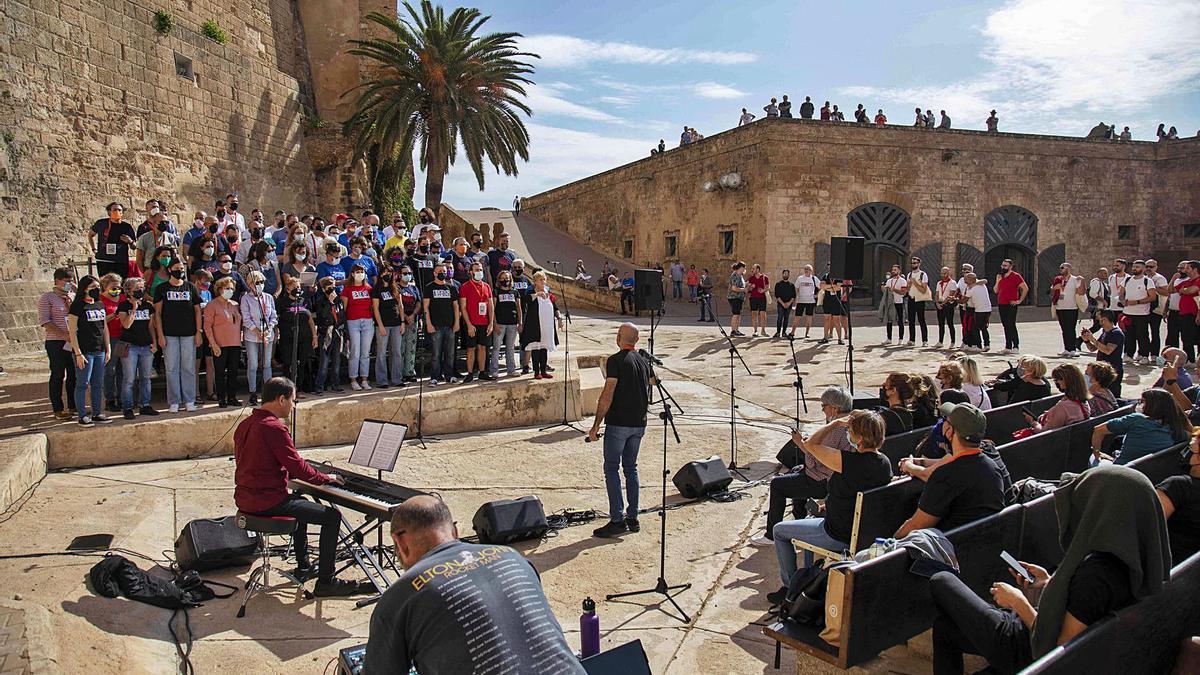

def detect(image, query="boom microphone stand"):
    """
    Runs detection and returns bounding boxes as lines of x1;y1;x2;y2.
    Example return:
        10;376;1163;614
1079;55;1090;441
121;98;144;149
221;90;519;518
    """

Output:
540;260;584;434
833;283;857;392
646;308;684;415
605;374;691;623
412;313;437;449
786;334;809;426
703;294;752;479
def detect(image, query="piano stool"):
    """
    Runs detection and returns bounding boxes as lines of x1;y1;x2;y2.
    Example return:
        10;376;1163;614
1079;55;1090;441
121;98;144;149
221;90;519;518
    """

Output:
234;510;304;618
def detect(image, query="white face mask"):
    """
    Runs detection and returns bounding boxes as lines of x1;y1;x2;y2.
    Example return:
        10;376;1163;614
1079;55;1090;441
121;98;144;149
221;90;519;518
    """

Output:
253;283;265;294
203;247;215;256
193;219;204;229
295;253;307;262
353;273;365;282
221;289;234;300
473;271;484;281
219;262;232;272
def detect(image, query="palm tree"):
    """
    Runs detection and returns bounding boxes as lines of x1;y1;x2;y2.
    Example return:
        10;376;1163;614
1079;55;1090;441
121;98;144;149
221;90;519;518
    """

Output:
343;1;536;213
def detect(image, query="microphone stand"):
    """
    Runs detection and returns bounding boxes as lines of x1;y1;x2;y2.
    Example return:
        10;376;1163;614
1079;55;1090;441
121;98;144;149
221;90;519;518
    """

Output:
412;312;437;448
540;260;584;433
288;291;301;440
786;334;809;426
833;283;856;392
703;294;751;479
646;308;684;415
605;375;691;623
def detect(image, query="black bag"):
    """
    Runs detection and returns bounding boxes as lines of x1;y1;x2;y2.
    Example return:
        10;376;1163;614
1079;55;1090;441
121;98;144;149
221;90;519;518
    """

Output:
778;559;856;626
89;555;235;610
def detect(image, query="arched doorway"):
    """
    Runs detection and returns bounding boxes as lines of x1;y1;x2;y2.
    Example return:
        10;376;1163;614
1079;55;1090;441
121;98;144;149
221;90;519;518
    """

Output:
983;206;1038;305
847;202;911;307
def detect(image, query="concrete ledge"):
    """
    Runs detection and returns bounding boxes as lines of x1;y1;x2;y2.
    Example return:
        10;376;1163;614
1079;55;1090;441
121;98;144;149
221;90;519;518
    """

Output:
0;434;47;511
44;376;582;470
547;271;624;313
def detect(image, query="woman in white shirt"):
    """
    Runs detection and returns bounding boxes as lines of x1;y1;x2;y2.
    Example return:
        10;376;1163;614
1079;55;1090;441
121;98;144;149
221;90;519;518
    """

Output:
1052;263;1086;356
956;355;993;410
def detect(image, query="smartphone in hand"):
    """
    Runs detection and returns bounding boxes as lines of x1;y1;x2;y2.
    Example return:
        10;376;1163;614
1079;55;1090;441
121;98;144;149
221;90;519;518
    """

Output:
1001;550;1034;584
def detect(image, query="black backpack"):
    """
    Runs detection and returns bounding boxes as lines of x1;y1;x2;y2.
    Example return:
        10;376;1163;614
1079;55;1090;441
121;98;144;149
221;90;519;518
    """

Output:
778;559;856;626
89;554;234;609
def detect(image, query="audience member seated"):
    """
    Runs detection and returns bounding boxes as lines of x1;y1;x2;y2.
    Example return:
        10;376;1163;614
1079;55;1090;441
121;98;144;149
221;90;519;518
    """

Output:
1085;362;1120;416
877;372;918;434
912;374;941;428
896;403;1006;538
768;410;892;605
750;386;853;547
956;355;993;411
1023;364;1090;434
929;464;1170;673
366;496;585;674
991;354;1052;404
1154;348;1193;390
1162;359;1200;426
1090;388;1192;465
909;391;1013;494
1156;429;1200;564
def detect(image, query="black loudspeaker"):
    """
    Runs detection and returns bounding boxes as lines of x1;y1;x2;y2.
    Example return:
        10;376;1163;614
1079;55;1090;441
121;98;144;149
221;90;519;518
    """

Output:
472;496;549;544
634;268;664;311
830;236;865;280
851;392;882;410
175;516;260;572
582;639;652;675
672;457;733;498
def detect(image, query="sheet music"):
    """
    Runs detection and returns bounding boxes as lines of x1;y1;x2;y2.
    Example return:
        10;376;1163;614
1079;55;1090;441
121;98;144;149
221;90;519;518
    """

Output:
349;420;384;468
369;423;408;471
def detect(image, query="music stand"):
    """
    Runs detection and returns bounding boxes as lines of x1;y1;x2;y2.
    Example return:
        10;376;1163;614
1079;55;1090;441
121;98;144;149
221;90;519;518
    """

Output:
346;419;407;608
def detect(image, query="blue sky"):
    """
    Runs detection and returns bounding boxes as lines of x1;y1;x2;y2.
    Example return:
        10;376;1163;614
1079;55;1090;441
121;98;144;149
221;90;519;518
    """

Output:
414;0;1200;210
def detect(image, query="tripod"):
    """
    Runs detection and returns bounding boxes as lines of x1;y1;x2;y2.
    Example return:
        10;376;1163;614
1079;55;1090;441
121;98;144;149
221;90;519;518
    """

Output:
605;377;691;623
832;285;857;392
702;295;752;479
540;261;584;433
286;291;302;440
785;334;809;426
646;308;684;415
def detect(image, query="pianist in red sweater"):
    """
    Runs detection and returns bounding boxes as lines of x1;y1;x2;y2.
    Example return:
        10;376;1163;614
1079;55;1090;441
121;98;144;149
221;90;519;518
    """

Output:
233;376;363;597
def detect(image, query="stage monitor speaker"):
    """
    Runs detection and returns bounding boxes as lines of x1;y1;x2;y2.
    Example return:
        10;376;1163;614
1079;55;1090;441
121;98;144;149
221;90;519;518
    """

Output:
672;457;733;498
175;516;260;572
634;268;664;311
852;391;882;410
472;496;549;544
830;236;866;280
582;639;652;675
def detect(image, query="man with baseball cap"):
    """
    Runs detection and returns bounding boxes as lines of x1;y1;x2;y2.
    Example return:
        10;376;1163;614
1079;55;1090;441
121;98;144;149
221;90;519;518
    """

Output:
895;402;1005;538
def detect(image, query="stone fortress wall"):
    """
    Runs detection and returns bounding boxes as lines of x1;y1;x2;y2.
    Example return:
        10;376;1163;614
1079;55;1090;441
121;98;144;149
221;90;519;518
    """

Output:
0;0;388;352
523;119;1200;309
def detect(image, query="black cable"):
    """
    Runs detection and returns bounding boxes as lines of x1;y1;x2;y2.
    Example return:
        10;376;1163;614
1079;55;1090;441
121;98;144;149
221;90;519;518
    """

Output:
169;607;195;675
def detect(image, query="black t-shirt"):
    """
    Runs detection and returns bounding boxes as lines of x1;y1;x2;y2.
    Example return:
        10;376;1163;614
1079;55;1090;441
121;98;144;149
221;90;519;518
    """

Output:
424;282;459;328
487;248;516;281
918;452;1005;531
1158;475;1200;564
153;282;200;336
1066;552;1134;625
445;252;473;284
1099;328;1125;374
117;299;155;346
878;406;914;435
996;378;1052;404
91;218;136;265
494;288;521;325
774;280;796;303
69;299;108;353
511;274;533;300
823;451;893;543
371;285;403;327
604;349;652;428
406;253;436;290
912;401;938;428
276;295;313;340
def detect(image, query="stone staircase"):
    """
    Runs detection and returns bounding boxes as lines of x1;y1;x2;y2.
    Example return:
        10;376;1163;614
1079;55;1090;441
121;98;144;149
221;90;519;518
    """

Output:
0;281;49;358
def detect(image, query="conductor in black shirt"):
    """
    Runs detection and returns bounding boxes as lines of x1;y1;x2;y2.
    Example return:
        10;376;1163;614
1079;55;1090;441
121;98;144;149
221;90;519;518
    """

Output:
589;323;653;538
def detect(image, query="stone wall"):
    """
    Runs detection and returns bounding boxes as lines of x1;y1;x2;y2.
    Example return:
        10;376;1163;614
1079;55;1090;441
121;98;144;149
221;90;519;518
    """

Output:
524;119;1200;306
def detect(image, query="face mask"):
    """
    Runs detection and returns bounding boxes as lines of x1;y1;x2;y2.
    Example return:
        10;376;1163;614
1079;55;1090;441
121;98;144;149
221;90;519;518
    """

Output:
220;262;232;272
436;272;447;281
133;289;144;299
107;288;121;297
203;247;215;257
418;245;429;253
253;215;263;223
171;269;186;280
289;288;300;297
456;245;467;255
402;273;413;282
293;234;304;242
329;256;341;266
513;270;524;278
87;288;101;300
390;257;404;267
157;221;169;233
380;274;392;284
208;224;219;234
64;282;76;293
158;256;171;267
221;289;234;300
193;219;204;229
254;283;265;294
226;235;238;244
353;273;365;283
216;209;226;218
251;229;263;240
473;271;484;281
229;202;238;211
295;253;307;262
472;240;482;249
499;280;511;288
1083;373;1092;389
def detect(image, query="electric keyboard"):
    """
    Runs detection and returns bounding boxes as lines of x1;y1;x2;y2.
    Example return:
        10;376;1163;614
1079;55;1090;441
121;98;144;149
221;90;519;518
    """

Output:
289;462;427;520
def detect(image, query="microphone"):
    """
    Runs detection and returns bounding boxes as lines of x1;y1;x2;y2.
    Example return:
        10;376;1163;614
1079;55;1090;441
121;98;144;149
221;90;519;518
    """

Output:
637;348;663;365
546;259;561;266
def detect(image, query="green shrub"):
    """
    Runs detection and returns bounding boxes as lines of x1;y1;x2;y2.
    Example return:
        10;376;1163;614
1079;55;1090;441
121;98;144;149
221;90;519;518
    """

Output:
153;10;174;35
201;19;228;44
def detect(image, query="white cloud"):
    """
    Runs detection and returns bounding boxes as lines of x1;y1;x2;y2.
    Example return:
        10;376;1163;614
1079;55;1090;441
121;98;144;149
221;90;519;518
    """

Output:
694;81;747;100
837;0;1200;134
524;82;623;123
597;95;635;107
521;34;757;68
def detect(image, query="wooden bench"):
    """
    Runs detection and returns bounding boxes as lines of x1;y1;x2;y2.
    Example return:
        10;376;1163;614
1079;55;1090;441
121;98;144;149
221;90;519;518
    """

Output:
789;477;924;562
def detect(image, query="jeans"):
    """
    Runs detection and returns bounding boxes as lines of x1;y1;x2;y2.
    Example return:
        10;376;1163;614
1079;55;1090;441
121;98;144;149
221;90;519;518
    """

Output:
258;495;342;580
212;344;241;401
315;326;343;391
243;339;274;393
429;325;456;381
998;304;1020;350
907;299;928;342
74;352;106;418
671;280;683;299
1055;308;1078;351
162;335;197;406
775;305;792;335
936;304;956;344
400;321;417;377
771;518;847;586
121;344;153;410
346;318;374;379
930;571;1032;674
1126;314;1151;357
490;324;519;376
45;340;76;413
620;289;635;314
886;303;905;340
103;349;123;404
375;324;405;385
765;472;828;539
602;425;644;522
688;284;698;301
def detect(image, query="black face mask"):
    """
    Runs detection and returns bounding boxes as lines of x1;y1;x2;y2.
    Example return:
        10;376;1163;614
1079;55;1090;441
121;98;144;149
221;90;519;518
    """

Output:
418;245;429;253
436;272;447;281
229;202;238;211
380;275;392;284
170;269;186;280
208;224;219;234
216;209;226;218
472;240;483;249
133;289;145;299
289;288;301;297
226;235;238;243
513;270;524;278
157;221;169;233
87;287;101;300
251;229;263;240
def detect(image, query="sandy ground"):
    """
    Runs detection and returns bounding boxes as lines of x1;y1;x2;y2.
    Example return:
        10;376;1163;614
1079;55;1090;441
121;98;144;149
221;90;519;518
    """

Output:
0;300;1167;674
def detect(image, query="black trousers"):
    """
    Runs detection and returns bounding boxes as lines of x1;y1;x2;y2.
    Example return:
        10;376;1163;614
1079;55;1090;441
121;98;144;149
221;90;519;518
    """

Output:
1055;308;1078;351
936;305;956;344
964;310;990;348
531;348;548;375
699;292;714;320
765;472;828;539
620;290;635;314
1126;314;1151;357
212;345;241;401
279;334;313;390
775;305;792;335
45;340;77;412
930;571;1032;675
260;494;342;580
1148;312;1163;358
998;304;1020;350
1181;314;1199;364
907;299;928;342
1166;310;1182;351
886;303;905;340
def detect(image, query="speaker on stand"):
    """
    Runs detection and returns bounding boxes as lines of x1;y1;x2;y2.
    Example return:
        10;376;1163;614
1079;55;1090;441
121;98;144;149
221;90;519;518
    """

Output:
634;269;664;312
829;236;867;395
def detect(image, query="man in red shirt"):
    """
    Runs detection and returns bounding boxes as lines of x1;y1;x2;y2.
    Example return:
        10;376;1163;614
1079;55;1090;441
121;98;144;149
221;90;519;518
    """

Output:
994;259;1028;354
459;261;494;382
747;264;771;337
233;377;361;596
1178;260;1200;362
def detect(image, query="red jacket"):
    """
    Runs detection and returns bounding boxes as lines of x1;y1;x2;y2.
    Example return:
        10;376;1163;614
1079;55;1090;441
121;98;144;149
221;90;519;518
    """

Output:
234;408;331;513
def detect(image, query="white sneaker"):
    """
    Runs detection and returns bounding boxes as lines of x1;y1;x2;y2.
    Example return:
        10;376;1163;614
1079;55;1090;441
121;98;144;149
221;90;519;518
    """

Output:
169;404;179;414
921;341;928;347
881;339;891;346
350;380;362;391
1068;351;1080;357
906;340;915;346
981;346;991;352
360;381;372;390
185;402;197;412
429;378;441;386
933;342;943;348
1133;356;1143;365
749;534;773;547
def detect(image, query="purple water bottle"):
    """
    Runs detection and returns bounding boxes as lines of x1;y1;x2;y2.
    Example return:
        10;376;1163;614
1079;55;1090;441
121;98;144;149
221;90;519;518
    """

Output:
580;596;600;658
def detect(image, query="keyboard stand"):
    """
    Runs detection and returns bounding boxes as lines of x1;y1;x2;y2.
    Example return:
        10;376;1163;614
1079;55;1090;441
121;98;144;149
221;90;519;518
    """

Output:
299;491;399;608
